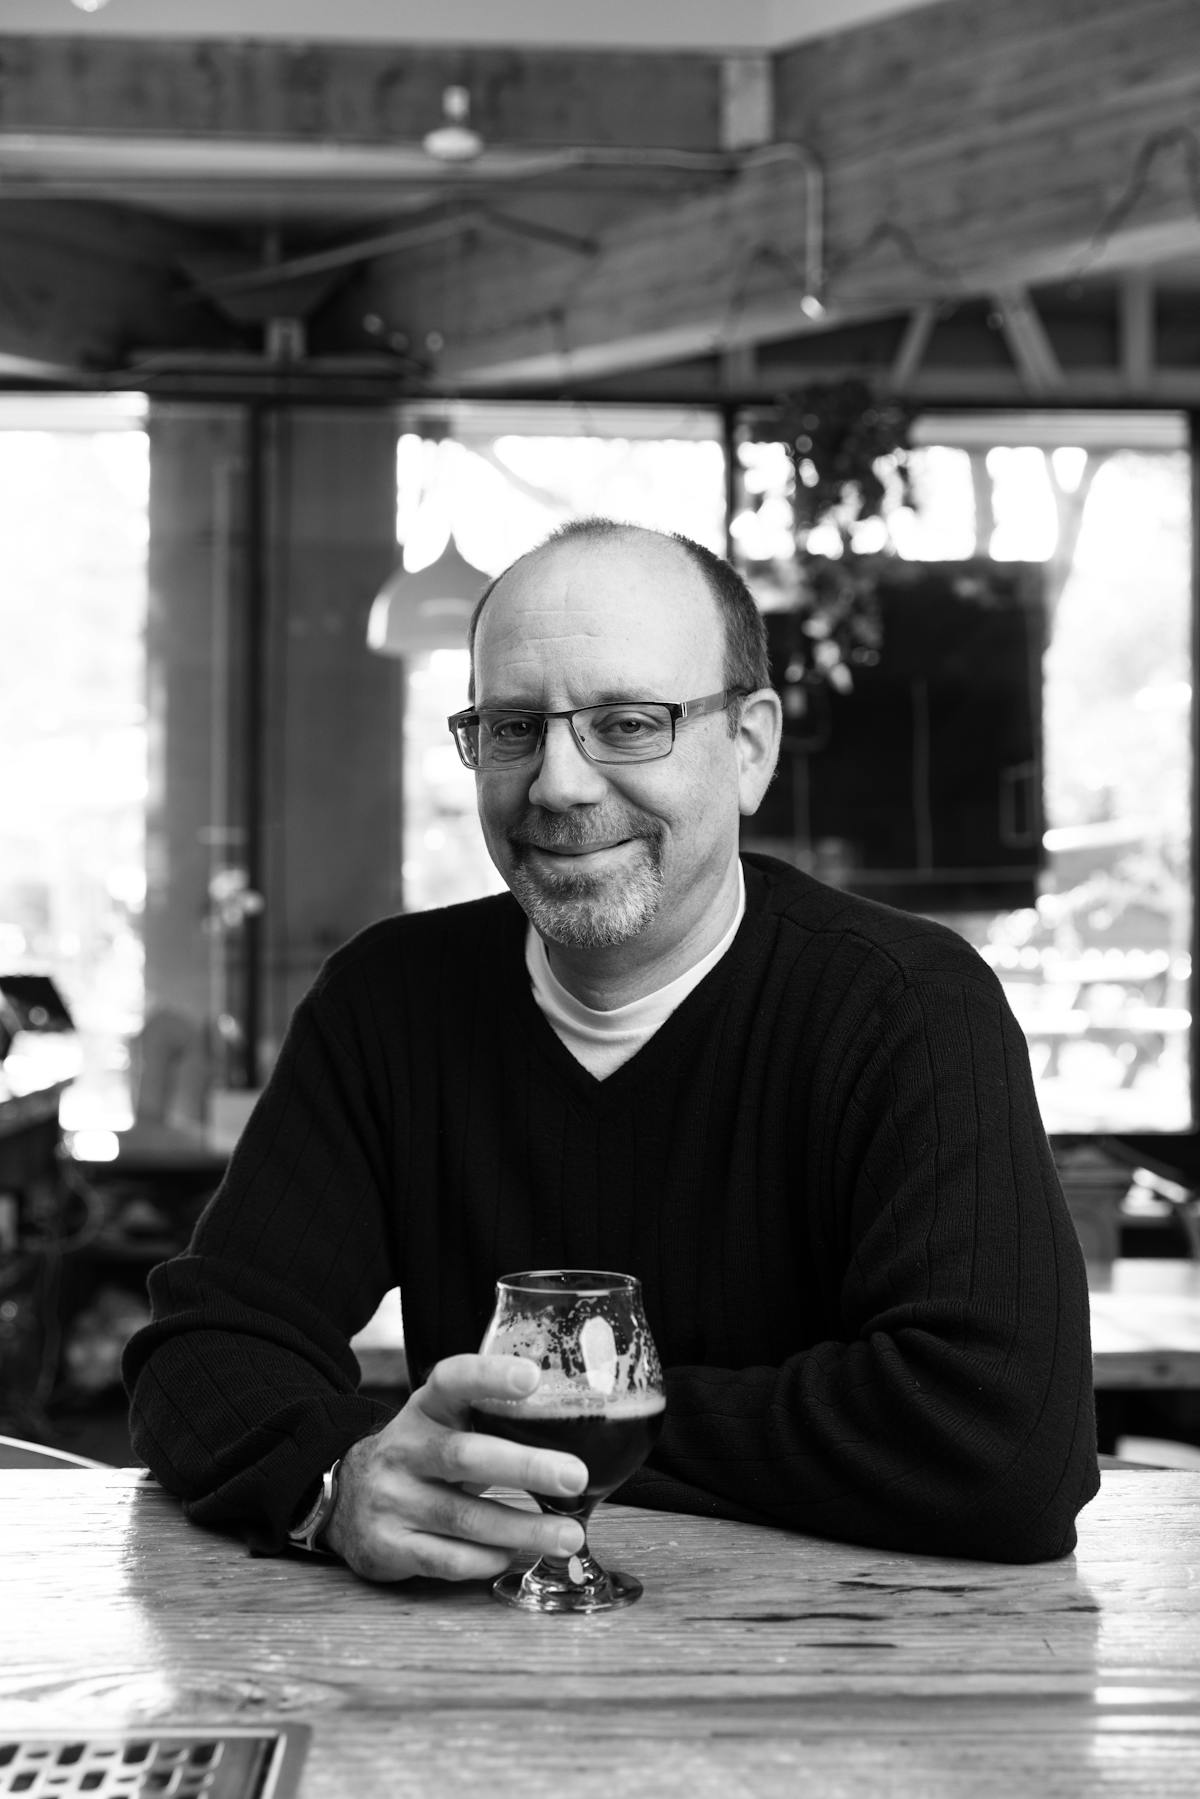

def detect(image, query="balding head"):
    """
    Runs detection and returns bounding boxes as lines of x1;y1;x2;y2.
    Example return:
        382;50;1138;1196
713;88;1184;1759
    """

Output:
468;518;770;718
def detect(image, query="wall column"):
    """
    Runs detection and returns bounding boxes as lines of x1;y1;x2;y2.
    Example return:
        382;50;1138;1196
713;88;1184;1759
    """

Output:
143;402;250;1069
260;405;402;1052
144;400;401;1095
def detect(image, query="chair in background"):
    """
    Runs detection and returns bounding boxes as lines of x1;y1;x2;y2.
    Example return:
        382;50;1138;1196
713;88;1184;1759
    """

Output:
1125;1158;1200;1260
1055;1139;1131;1268
130;1007;212;1133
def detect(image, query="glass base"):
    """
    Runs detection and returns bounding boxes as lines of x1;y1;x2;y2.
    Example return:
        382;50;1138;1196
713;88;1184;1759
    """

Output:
491;1553;644;1614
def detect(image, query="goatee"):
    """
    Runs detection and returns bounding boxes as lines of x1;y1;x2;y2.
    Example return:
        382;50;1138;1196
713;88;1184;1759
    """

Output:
505;814;666;949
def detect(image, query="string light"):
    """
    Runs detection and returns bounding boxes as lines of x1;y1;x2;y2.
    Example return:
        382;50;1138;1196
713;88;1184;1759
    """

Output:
715;125;1200;360
714;244;827;355
409;124;1200;394
1072;126;1200;279
823;219;965;296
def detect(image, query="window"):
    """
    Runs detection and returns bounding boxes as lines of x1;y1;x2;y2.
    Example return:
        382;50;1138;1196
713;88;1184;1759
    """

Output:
0;396;149;1132
731;410;1193;1135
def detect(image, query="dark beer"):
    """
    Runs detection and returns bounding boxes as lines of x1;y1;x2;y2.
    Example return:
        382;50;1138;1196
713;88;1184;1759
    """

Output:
470;1393;665;1514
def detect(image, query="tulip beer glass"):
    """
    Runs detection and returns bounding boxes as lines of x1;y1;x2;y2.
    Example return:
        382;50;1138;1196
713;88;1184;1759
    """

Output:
472;1269;665;1613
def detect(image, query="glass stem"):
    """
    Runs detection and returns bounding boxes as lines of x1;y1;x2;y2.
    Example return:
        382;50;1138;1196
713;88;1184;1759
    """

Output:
534;1494;600;1577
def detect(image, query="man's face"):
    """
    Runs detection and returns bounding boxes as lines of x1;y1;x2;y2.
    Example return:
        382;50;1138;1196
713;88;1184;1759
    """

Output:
471;531;752;975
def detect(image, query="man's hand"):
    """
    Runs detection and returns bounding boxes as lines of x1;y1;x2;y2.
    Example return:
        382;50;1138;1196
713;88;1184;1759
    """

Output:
323;1353;588;1583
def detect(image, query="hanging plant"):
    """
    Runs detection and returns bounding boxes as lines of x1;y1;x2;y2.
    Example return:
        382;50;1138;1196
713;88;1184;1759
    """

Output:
768;378;916;697
779;377;915;541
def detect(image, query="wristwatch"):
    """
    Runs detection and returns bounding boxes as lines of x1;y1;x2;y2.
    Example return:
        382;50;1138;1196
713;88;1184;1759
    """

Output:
286;1457;342;1554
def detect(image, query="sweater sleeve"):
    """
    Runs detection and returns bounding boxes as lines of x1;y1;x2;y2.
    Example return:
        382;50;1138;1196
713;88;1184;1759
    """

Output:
122;987;400;1551
621;975;1100;1563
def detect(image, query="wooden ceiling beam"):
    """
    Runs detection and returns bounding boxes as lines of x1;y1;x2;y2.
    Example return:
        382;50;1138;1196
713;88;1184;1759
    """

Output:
572;360;1200;409
389;162;1200;388
987;288;1064;396
1120;271;1156;391
378;0;1200;385
0;35;724;150
0;201;221;374
890;304;937;390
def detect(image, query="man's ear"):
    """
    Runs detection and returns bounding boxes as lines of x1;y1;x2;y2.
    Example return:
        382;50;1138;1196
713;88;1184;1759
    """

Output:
735;687;783;816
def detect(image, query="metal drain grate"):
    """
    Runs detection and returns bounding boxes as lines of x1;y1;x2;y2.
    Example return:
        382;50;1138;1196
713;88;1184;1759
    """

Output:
0;1729;309;1799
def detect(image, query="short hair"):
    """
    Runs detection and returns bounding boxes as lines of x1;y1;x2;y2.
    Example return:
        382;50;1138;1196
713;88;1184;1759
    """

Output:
466;518;771;718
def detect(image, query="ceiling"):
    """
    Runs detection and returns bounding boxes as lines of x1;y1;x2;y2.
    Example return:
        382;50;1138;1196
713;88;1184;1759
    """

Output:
2;0;1199;404
0;0;940;229
0;1;935;52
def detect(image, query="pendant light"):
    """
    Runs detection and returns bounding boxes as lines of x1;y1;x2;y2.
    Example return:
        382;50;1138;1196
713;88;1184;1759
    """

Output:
366;534;490;658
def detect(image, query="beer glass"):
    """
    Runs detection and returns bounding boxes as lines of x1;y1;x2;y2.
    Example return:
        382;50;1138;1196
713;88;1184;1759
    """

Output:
472;1269;665;1613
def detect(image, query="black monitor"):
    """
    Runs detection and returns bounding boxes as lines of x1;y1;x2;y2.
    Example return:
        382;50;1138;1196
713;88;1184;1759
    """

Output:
0;974;75;1063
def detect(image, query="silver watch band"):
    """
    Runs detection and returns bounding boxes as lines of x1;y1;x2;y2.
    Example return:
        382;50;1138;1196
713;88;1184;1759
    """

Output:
286;1457;342;1554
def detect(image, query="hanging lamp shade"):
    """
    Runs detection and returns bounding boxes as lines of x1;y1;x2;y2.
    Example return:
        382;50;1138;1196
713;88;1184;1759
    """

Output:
366;535;491;657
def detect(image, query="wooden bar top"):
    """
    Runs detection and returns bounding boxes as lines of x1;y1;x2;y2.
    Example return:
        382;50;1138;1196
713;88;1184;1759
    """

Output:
1;1467;1198;1796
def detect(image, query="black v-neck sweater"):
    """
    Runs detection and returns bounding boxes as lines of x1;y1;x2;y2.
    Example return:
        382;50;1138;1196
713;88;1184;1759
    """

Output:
124;854;1099;1562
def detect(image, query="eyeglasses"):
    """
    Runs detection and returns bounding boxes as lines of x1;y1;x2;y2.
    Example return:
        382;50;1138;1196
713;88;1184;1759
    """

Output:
447;688;747;770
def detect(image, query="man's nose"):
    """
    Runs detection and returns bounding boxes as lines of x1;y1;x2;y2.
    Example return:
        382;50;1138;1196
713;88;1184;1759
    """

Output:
526;716;609;810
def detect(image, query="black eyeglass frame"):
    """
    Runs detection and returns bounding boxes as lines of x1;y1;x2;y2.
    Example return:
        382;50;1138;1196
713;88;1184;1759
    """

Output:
447;688;749;770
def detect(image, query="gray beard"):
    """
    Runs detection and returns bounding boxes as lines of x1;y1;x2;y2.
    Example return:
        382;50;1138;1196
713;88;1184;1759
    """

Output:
505;824;666;949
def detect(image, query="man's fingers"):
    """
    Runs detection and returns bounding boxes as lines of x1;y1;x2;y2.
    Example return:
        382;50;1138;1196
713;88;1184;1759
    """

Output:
339;1493;583;1585
419;1351;540;1421
402;1535;514;1584
426;1420;587;1502
409;1358;588;1500
423;1488;584;1558
351;1531;515;1586
325;1355;593;1586
368;1395;587;1500
326;1421;586;1586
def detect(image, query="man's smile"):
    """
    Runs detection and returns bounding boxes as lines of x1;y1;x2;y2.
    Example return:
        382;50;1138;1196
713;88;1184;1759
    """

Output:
522;838;638;869
508;810;653;865
532;838;632;856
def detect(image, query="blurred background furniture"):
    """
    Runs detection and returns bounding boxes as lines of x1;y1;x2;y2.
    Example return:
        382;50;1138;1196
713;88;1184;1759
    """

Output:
0;1078;74;1441
129;1007;212;1135
0;1434;109;1470
1055;1138;1200;1465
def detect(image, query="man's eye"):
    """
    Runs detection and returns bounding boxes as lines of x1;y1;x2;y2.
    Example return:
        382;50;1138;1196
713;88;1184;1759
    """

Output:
488;714;540;744
590;708;667;743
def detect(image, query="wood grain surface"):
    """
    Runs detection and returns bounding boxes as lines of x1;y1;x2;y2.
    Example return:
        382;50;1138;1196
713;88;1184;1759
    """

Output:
2;1469;1199;1797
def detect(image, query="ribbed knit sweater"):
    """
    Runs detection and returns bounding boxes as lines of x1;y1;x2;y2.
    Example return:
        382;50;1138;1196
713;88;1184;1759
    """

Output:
123;853;1099;1563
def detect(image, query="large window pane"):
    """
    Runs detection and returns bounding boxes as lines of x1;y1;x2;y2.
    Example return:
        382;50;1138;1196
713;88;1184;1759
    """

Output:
731;410;1192;1136
0;396;149;1133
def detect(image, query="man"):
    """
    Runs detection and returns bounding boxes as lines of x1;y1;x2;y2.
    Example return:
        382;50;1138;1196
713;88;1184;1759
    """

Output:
124;518;1099;1578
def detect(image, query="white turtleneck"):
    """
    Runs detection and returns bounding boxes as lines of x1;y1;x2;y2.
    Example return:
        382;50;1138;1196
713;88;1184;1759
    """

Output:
524;861;746;1079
